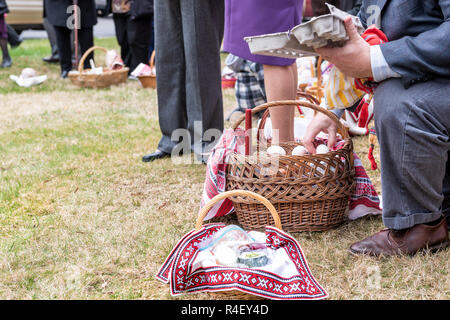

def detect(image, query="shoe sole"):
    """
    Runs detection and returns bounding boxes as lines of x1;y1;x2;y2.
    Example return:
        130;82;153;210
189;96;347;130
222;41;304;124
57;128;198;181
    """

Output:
348;240;450;257
142;154;170;163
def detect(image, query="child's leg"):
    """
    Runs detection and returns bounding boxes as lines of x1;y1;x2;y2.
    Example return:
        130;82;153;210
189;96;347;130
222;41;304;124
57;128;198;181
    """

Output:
263;62;297;142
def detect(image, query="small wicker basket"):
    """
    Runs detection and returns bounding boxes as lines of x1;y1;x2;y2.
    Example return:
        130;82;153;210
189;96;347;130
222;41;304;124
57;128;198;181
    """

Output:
196;189;281;300
138;51;157;89
222;77;236;89
68;46;129;89
226;100;356;232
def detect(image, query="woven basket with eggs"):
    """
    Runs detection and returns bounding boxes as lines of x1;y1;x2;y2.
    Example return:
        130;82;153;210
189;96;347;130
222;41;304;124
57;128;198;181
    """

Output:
225;100;356;232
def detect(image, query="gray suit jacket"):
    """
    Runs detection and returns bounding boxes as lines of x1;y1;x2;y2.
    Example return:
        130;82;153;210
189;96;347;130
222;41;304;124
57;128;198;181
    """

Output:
358;0;450;87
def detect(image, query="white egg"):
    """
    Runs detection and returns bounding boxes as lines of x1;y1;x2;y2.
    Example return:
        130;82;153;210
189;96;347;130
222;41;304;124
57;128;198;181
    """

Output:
316;144;329;154
266;146;286;156
291;146;308;156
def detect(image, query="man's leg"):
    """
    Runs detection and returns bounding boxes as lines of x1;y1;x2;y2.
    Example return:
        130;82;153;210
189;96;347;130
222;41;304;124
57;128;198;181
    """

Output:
127;17;152;73
43;18;59;61
78;27;94;70
350;78;450;256
6;24;22;48
113;14;131;68
180;0;225;161
53;26;72;73
374;78;450;230
153;0;188;155
442;153;450;228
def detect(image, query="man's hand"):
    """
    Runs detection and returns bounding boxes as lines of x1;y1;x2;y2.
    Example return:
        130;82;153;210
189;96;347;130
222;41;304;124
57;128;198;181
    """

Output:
316;17;373;79
303;112;338;154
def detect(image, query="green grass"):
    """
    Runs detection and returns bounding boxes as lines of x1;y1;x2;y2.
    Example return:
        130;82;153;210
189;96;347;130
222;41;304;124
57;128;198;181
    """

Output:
0;38;448;300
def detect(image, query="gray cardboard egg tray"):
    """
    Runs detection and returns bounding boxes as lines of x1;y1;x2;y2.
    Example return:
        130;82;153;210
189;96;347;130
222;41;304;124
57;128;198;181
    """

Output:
245;4;364;59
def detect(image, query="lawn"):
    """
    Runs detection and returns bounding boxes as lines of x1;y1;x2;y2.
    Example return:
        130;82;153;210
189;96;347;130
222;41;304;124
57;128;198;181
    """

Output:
0;38;448;300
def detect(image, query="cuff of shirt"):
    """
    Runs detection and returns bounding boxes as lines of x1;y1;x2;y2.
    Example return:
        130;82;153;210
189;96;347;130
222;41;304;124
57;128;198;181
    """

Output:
331;108;345;119
370;45;401;82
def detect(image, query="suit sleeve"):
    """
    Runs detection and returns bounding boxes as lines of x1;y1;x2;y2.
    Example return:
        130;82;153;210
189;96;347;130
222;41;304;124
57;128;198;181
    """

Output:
380;0;450;87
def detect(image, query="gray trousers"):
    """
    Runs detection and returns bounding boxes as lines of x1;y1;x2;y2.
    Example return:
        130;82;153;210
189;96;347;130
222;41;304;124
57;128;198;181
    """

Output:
43;18;59;58
374;77;450;230
154;0;224;157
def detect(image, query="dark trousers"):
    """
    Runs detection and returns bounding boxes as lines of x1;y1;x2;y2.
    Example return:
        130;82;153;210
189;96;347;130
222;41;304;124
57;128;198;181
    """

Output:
113;13;152;73
6;24;21;47
374;77;450;230
154;0;224;158
54;25;94;72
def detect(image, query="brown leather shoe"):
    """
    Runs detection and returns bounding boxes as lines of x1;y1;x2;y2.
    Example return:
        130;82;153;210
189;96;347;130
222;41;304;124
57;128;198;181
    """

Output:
349;217;449;257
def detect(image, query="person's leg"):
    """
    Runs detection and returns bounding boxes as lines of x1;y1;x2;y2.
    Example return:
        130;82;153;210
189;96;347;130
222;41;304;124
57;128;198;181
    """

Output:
0;15;11;68
43;17;59;61
180;0;225;160
6;24;22;48
442;153;450;229
113;14;131;68
263;62;297;142
77;27;94;70
0;38;11;67
151;0;187;156
53;26;73;73
349;77;450;256
148;15;155;55
127;17;151;72
374;78;450;230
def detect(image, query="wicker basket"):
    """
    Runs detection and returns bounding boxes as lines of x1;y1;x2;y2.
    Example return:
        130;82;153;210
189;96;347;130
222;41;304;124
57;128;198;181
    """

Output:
226;100;355;232
69;46;129;88
196;189;281;300
138;51;156;89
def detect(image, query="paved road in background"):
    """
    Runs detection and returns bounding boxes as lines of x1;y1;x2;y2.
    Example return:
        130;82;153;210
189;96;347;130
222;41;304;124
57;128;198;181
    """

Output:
21;17;115;39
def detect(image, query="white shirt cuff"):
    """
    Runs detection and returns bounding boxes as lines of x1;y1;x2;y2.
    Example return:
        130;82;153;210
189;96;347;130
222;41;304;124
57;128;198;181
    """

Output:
370;45;401;82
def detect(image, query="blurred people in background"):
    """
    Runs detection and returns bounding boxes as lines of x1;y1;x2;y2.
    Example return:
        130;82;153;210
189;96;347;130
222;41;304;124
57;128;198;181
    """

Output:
311;0;340;16
303;0;314;21
142;0;225;163
0;0;12;68
148;18;154;58
42;17;60;63
44;0;97;78
107;0;154;75
310;0;362;16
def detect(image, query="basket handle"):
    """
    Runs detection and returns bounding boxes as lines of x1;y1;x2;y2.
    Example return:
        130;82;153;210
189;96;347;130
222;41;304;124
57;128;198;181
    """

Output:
232;100;350;140
149;51;155;69
195;190;282;231
317;55;323;88
256;94;320;144
78;46;108;73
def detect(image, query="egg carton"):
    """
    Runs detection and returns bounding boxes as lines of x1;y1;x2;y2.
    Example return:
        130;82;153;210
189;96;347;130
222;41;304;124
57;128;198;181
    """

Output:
245;4;364;59
244;31;319;59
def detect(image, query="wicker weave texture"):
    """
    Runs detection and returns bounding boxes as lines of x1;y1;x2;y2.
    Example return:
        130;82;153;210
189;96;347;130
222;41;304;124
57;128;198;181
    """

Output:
226;100;356;232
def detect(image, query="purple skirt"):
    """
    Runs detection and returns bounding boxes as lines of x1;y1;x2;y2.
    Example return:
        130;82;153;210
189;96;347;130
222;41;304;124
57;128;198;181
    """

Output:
0;15;7;39
223;0;303;66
